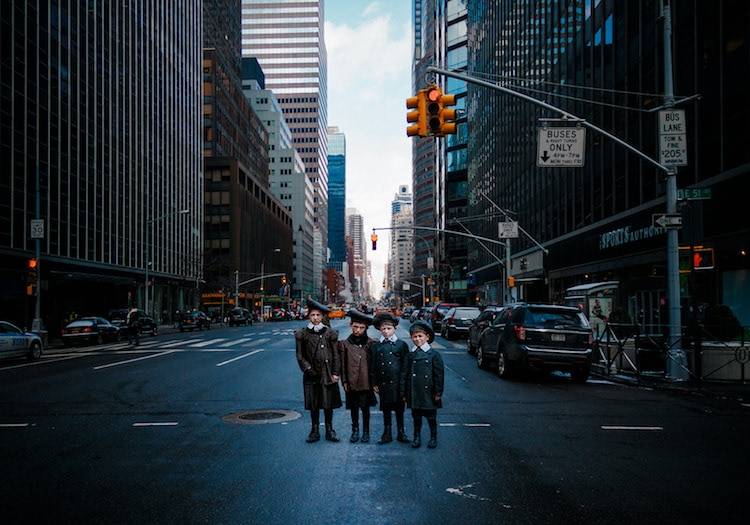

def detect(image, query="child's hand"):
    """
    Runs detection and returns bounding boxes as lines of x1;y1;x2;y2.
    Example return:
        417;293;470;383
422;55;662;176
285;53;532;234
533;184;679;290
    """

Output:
332;374;340;383
433;394;441;402
373;386;379;394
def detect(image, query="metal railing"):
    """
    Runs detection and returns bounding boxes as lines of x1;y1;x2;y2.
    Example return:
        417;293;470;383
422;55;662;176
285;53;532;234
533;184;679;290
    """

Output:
592;322;749;384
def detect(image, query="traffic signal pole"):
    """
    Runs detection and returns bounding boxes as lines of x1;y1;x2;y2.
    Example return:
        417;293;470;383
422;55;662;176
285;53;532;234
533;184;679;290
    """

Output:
426;0;689;379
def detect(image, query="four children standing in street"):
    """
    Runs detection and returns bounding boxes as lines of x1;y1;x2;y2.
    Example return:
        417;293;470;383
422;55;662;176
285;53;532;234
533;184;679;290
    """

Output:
297;305;444;449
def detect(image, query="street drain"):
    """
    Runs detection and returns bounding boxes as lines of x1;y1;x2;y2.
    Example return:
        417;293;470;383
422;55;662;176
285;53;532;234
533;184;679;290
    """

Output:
222;409;301;425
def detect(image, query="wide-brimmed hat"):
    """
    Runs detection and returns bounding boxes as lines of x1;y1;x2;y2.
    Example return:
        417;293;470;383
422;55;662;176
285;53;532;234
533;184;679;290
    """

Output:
306;299;330;315
347;309;373;325
372;312;399;329
409;320;435;343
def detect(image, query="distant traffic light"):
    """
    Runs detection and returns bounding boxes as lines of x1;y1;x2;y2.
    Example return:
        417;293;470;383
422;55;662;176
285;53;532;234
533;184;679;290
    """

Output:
424;85;458;137
27;258;38;282
281;275;287;285
406;90;426;137
371;233;378;250
508;276;515;288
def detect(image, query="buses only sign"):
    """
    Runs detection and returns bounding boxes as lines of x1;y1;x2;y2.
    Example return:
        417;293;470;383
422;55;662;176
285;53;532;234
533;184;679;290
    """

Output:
537;127;586;167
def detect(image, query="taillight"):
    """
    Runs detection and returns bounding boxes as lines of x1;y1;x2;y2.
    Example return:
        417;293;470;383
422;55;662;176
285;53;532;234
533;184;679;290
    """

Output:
588;331;594;345
83;327;93;333
514;325;526;341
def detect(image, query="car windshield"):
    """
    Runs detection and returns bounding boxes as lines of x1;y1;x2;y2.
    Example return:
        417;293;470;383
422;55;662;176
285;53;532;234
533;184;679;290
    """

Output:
66;320;94;328
525;309;588;328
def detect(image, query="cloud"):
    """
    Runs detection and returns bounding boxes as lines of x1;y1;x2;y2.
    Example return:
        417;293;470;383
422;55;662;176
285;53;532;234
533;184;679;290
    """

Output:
326;5;413;298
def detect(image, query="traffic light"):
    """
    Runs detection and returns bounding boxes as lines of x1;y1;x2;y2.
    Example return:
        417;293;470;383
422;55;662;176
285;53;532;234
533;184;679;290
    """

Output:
692;248;714;270
425;85;458;136
679;246;715;272
406;90;427;137
371;233;378;250
27;258;38;283
508;276;515;288
281;275;287;285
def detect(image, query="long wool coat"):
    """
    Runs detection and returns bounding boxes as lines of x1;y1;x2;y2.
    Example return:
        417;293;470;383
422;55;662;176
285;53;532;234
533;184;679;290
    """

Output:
401;348;444;410
369;339;409;405
295;325;342;410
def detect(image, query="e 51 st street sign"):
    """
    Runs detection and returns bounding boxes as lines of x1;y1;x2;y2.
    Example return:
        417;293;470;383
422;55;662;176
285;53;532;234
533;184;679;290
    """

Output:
537;127;586;167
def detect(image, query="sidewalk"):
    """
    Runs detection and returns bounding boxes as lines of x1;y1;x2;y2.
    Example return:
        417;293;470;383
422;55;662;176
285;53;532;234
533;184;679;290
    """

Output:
594;370;750;401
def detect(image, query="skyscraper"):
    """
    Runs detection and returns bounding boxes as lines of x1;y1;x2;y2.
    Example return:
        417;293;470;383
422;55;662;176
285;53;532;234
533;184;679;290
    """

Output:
389;186;414;294
0;1;203;325
327;127;346;267
241;0;329;296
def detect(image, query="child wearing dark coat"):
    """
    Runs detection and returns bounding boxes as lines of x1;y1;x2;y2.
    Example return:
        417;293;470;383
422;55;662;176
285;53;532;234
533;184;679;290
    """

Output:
369;312;411;444
401;320;444;448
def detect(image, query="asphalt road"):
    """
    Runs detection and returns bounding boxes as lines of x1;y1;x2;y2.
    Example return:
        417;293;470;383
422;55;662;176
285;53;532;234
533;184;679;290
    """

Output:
1;319;748;524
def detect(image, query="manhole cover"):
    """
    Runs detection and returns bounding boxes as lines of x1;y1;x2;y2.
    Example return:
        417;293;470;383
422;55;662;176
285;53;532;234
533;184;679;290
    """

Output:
222;409;301;425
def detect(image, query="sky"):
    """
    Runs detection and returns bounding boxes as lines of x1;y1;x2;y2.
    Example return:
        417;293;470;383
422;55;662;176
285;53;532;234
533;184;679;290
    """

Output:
325;0;413;297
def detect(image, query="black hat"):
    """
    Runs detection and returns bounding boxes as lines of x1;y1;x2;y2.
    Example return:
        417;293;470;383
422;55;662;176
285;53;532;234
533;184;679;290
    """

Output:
306;299;330;315
409;320;435;343
372;312;399;329
347;309;373;325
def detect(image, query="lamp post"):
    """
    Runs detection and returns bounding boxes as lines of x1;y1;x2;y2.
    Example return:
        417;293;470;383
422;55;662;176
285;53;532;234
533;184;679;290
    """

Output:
145;209;190;317
260;248;281;321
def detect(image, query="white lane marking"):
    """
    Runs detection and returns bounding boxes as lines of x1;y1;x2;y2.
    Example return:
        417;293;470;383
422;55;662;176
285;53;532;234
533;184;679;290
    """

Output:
741;403;750;409
446;483;491;501
94;350;178;370
601;425;664;431
189;338;227;348
216;349;264;367
440;423;491;427
0;354;84;370
160;339;203;348
219;338;253;347
0;423;34;428
132;422;179;427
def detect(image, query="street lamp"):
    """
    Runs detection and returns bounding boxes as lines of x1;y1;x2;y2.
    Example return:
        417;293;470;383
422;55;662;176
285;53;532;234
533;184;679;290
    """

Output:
145;209;190;317
260;248;281;321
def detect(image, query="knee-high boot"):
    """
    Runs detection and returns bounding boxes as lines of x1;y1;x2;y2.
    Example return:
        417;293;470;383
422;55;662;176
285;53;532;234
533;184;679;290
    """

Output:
324;409;339;442
306;410;320;442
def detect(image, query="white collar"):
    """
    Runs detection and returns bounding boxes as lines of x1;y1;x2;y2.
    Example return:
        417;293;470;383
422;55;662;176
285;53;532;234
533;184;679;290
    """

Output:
379;335;398;343
411;343;431;352
308;322;324;332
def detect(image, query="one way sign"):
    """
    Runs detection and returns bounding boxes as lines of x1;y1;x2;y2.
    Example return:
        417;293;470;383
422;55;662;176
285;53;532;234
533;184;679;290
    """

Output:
652;213;682;228
537;127;586;167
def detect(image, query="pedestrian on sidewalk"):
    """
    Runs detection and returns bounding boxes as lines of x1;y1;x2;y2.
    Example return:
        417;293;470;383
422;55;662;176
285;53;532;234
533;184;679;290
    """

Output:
126;306;141;346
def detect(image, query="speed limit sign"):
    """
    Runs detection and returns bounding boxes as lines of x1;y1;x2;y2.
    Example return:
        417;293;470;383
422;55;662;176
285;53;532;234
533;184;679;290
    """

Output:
30;219;45;239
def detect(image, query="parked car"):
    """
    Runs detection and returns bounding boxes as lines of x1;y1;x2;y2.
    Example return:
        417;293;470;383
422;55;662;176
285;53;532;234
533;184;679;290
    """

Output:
61;317;122;346
439;306;481;340
179;311;211;332
228;307;253;326
401;306;416;319
430;302;459;333
467;306;506;355
478;304;594;383
106;308;158;336
410;307;430;323
0;320;43;361
270;308;291;321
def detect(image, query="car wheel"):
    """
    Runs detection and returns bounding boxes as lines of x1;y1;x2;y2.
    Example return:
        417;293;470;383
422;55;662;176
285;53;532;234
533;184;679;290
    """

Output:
446;328;454;341
476;342;489;370
96;334;104;345
571;366;590;384
467;338;475;355
27;341;42;360
151;326;158;336
497;348;514;379
179;327;184;332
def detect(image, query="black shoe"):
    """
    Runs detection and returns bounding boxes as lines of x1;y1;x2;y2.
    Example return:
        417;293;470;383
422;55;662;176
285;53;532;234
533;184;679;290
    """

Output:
378;426;393;444
397;429;410;443
411;436;421;448
325;428;340;442
361;431;369;443
350;428;359;443
306;427;320;443
428;437;438;448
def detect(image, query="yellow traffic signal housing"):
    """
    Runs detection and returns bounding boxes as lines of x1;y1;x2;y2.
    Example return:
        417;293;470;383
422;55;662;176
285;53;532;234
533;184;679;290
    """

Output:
27;258;38;283
371;233;378;250
406;91;427;137
424;85;458;136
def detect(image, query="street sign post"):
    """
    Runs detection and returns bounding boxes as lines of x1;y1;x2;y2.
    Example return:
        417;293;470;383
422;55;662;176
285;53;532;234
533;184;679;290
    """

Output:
677;188;712;200
652;213;682;228
658;109;687;166
498;221;519;238
537;127;586;167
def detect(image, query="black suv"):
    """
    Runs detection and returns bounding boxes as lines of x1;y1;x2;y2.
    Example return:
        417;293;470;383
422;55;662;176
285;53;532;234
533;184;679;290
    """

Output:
477;304;593;383
179;311;211;332
228;307;253;326
106;308;158;336
467;305;506;355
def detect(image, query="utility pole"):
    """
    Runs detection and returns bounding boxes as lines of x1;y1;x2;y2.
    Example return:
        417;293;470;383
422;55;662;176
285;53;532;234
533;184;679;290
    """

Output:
661;0;688;379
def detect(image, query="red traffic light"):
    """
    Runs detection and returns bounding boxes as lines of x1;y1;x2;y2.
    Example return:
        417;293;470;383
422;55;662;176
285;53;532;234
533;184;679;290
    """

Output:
371;233;378;250
27;258;38;269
